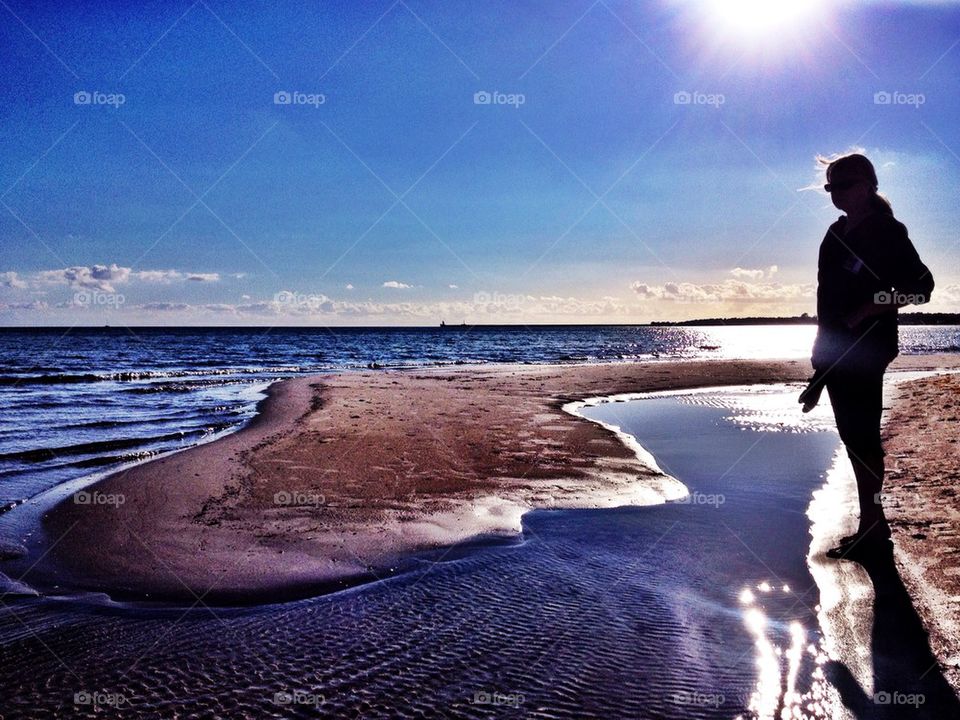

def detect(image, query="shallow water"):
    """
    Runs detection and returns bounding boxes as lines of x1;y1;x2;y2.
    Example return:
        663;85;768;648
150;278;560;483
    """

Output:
0;383;955;718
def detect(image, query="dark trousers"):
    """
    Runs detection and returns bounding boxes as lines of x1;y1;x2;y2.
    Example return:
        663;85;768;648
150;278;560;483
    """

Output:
825;367;887;531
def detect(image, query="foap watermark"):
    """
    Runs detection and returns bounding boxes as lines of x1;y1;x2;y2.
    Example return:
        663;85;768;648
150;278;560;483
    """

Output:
274;290;329;311
473;291;524;311
874;290;926;305
677;491;725;507
873;90;924;108
874;691;925;707
74;690;129;711
274;490;325;507
74;289;125;307
74;90;126;108
471;690;525;708
274;90;326;108
874;492;889;505
673;690;724;708
74;490;125;507
272;690;324;707
674;90;724;108
473;90;525;108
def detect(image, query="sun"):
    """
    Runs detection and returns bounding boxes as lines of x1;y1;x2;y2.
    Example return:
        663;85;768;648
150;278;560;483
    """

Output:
702;0;825;36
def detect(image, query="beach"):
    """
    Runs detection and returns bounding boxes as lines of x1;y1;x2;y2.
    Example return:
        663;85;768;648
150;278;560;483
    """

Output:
23;354;960;610
0;353;956;717
30;358;816;601
882;372;960;691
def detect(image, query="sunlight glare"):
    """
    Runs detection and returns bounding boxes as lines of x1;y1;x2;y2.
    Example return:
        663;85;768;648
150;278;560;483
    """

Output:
703;0;825;36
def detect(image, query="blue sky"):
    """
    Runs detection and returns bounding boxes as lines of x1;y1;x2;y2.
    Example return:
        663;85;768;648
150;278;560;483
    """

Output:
1;0;959;325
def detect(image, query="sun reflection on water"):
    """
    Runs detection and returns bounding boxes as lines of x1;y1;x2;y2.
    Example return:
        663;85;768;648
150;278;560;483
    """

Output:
736;582;836;720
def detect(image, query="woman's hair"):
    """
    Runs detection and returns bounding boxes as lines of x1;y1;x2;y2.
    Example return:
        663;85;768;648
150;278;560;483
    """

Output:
817;152;893;215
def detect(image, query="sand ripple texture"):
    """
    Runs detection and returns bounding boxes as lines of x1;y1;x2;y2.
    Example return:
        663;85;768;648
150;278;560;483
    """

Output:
0;507;773;719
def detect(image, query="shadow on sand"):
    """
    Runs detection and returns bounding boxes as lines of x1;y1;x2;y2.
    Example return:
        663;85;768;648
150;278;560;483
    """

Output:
826;541;960;718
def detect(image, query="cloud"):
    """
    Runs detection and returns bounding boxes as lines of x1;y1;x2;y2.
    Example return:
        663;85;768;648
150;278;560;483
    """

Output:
37;263;132;292
134;270;185;283
9;265;225;290
136;269;220;283
631;279;813;303
0;272;27;289
140;302;191;311
448;284;459;289
730;265;778;280
0;300;48;311
383;280;412;289
345;283;354;290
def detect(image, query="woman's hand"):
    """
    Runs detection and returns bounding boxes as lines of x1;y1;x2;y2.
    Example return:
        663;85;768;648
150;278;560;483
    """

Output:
843;303;874;329
843;300;898;329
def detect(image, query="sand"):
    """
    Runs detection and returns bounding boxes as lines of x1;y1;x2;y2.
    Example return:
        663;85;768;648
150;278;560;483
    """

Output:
27;359;799;601
27;354;960;615
882;371;960;691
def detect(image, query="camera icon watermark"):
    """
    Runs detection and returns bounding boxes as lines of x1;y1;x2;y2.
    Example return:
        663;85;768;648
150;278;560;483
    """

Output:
473;90;525;108
273;290;330;311
471;690;525;708
873;290;925;305
473;290;524;311
673;90;725;108
274;490;325;507
74;490;125;507
874;690;925;707
274;90;326;108
673;690;724;708
74;90;126;108
873;90;924;108
74;289;125;307
74;690;129;710
677;491;725;507
272;690;324;707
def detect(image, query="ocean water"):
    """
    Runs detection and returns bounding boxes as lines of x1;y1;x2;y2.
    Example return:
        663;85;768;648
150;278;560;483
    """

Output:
1;324;957;513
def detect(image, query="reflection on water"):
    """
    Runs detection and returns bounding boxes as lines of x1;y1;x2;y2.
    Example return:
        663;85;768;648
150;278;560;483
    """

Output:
737;581;833;720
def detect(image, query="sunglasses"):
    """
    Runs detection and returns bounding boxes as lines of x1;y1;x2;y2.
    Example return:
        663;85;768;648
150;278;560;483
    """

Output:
824;179;862;193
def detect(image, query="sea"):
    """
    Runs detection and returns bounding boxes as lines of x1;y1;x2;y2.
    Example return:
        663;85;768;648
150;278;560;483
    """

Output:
0;324;957;511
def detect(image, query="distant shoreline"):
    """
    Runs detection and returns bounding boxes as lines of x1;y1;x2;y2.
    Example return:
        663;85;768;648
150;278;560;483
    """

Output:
1;312;958;330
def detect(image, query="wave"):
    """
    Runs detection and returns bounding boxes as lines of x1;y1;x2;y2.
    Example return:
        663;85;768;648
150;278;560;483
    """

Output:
0;366;311;387
0;373;103;386
0;427;225;463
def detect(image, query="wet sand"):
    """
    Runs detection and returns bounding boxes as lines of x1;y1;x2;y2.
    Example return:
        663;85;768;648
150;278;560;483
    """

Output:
20;354;960;609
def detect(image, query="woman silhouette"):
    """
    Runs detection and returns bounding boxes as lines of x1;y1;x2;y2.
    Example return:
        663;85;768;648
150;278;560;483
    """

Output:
806;153;934;559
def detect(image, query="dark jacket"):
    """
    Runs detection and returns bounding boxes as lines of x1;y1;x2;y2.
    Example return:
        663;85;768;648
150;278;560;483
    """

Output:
812;211;934;373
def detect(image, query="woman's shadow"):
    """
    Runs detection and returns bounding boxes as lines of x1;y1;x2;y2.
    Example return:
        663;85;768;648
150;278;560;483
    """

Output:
824;540;960;718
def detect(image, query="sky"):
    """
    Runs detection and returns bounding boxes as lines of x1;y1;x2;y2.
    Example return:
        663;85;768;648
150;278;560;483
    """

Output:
1;0;959;326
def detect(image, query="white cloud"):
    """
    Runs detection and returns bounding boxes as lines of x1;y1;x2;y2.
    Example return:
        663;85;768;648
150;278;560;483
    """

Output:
730;265;778;280
8;265;225;290
631;279;813;303
140;302;192;311
383;280;412;289
0;272;27;289
345;283;354;290
37;263;132;292
448;284;459;289
134;270;185;283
